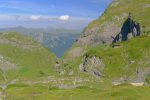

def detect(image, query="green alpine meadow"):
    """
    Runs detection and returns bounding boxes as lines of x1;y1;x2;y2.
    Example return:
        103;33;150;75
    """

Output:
0;0;149;99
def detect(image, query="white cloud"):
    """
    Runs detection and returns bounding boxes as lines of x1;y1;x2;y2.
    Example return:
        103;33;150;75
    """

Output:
59;15;70;21
30;15;42;20
0;14;94;29
0;14;60;21
0;14;93;23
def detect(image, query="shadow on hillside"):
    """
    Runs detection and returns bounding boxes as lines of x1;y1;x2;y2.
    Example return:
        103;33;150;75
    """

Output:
112;14;141;43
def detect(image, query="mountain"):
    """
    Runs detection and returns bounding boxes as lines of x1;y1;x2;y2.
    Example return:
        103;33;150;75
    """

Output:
64;0;150;59
0;32;56;83
0;26;80;36
63;0;150;84
76;0;149;45
0;0;150;99
0;26;80;57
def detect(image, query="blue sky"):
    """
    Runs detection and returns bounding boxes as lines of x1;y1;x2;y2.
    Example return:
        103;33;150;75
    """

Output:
0;0;112;29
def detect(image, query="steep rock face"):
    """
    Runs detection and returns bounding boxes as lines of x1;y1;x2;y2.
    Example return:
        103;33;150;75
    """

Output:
76;0;149;45
112;15;141;42
79;56;105;77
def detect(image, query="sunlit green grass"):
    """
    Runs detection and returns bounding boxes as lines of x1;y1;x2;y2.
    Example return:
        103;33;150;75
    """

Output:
0;32;56;81
5;83;150;100
85;36;150;79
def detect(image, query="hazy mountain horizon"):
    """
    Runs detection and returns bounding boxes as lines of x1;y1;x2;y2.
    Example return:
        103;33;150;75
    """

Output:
0;26;82;34
0;26;80;57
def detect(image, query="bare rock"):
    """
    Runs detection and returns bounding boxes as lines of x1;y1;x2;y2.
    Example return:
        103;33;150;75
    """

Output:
79;56;105;77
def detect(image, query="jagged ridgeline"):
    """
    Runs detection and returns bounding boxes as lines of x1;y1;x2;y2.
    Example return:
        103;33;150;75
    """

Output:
0;32;56;82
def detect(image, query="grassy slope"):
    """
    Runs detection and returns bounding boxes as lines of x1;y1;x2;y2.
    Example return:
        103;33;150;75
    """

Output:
86;35;150;79
0;32;56;82
61;1;150;100
63;0;150;76
0;0;149;99
4;84;150;100
63;35;150;79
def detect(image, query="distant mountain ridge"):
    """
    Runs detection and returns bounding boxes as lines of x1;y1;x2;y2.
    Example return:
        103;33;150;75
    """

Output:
0;26;80;57
0;26;81;35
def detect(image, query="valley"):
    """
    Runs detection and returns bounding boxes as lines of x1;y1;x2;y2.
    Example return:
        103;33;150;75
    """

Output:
0;0;149;99
0;27;80;57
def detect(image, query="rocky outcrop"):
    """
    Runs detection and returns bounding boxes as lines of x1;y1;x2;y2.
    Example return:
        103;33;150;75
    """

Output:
79;56;105;77
76;22;120;45
112;14;141;42
76;14;141;45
